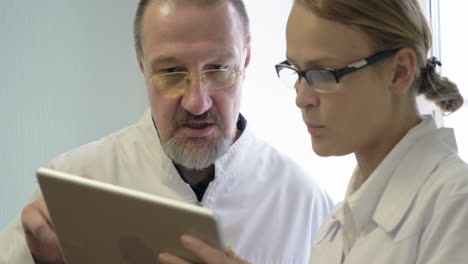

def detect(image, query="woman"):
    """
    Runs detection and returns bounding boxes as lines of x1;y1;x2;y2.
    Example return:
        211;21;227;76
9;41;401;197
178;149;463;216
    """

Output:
158;0;468;263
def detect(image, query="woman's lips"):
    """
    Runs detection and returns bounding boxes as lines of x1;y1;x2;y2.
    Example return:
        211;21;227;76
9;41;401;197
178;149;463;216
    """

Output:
306;123;324;136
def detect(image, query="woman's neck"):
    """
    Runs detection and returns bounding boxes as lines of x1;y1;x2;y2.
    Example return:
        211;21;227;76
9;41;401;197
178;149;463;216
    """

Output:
354;112;422;189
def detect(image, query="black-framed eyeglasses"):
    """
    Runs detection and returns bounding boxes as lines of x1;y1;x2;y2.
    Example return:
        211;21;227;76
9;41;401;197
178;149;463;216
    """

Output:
275;48;400;94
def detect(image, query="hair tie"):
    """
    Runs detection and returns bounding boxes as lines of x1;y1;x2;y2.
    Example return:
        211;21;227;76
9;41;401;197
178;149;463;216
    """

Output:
419;56;442;94
426;56;442;72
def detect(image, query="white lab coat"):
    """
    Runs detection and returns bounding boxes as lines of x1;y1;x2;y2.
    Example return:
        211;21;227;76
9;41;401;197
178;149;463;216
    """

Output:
309;116;468;264
0;109;334;264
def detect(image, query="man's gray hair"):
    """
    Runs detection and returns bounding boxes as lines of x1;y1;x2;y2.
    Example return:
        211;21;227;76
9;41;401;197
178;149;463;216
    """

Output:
133;0;250;53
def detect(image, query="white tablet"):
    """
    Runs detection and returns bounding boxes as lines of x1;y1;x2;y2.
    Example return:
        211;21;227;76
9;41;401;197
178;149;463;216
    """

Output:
36;167;224;264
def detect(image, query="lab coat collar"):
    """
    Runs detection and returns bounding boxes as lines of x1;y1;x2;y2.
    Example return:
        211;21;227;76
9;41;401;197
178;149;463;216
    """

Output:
313;116;458;247
372;116;458;234
137;109;177;177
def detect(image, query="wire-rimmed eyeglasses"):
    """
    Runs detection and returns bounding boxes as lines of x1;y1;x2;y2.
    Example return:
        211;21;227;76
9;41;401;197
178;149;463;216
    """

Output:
149;68;242;95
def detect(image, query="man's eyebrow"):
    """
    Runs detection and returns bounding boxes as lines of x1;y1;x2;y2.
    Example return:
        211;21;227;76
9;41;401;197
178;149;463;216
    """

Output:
149;50;239;71
151;57;181;68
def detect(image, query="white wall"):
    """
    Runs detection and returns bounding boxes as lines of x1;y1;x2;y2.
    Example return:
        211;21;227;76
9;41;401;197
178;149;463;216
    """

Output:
0;0;147;229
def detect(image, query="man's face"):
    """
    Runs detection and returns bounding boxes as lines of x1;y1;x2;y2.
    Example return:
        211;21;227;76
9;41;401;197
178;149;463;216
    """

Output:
137;1;250;169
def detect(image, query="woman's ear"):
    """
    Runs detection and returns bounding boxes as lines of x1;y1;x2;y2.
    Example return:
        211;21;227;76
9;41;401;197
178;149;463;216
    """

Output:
389;48;418;95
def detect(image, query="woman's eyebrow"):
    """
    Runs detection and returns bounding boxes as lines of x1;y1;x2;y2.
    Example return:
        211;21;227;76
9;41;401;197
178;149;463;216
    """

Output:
286;55;344;69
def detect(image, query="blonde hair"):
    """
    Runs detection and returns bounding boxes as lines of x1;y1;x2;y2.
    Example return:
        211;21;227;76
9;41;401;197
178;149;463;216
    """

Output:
296;0;463;113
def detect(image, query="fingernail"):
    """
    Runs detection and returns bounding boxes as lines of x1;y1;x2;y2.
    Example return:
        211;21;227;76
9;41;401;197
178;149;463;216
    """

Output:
158;253;170;261
181;234;194;245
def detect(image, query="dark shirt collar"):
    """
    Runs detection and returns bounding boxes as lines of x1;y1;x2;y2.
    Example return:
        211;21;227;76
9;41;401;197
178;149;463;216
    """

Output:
237;113;247;131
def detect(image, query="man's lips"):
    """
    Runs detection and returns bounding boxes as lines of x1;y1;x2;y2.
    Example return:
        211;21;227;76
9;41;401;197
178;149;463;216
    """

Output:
180;121;216;138
184;122;213;129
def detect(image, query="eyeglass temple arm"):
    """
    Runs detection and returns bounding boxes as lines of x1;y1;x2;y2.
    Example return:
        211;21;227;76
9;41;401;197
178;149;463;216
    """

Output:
334;48;400;82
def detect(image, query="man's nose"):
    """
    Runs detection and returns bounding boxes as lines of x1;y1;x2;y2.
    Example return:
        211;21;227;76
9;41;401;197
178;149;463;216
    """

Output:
180;76;213;115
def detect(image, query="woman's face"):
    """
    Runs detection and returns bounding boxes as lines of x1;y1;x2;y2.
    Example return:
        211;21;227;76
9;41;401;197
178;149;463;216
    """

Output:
286;3;397;157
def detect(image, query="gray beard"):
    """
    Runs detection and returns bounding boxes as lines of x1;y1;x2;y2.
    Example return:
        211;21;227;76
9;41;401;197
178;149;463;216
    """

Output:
161;132;235;170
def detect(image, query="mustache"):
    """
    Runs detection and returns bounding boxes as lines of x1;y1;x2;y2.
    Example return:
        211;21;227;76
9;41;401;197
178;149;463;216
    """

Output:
172;110;223;131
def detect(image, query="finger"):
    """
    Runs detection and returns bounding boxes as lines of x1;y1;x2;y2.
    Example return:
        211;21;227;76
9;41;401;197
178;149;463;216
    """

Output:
225;247;239;259
181;235;230;262
26;227;61;263
225;247;236;258
21;197;62;262
225;247;248;263
34;196;51;221
158;253;191;264
22;197;52;235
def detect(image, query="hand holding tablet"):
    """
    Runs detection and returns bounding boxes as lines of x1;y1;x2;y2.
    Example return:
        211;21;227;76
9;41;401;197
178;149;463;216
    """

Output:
36;167;224;264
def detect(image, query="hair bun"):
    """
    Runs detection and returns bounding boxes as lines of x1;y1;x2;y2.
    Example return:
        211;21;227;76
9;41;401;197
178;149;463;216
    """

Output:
419;56;464;113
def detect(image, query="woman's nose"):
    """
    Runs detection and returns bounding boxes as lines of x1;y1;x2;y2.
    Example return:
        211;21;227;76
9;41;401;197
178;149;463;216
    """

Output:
295;78;319;109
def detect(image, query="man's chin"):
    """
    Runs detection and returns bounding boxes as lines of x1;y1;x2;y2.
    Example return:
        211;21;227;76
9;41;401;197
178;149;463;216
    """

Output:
162;135;234;170
176;135;216;146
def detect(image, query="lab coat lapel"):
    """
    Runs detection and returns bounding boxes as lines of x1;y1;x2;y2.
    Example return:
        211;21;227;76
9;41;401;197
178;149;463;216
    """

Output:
312;210;345;264
136;109;196;202
373;128;457;235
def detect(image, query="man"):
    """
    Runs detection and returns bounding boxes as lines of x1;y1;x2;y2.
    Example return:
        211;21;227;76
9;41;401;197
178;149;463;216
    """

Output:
0;0;334;263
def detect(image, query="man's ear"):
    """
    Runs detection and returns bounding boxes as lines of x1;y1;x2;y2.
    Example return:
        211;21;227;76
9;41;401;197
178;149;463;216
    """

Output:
243;39;251;69
135;44;145;74
389;47;417;95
